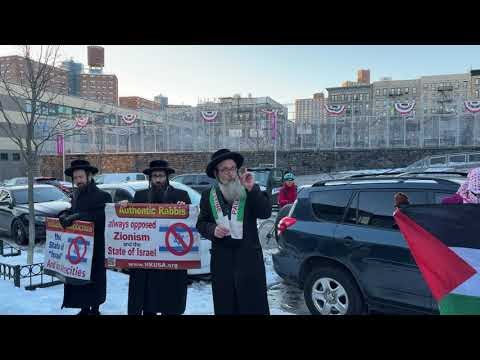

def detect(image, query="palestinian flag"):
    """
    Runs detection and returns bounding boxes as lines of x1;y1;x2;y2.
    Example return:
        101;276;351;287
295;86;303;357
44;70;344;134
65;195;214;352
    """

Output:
394;205;480;314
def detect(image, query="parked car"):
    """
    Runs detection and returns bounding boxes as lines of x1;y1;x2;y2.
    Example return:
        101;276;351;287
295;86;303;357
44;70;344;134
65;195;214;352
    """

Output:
272;175;462;315
94;172;147;185
2;177;28;187
273;185;312;242
34;177;74;195
97;180;210;277
0;185;71;245
171;173;217;193
247;167;289;208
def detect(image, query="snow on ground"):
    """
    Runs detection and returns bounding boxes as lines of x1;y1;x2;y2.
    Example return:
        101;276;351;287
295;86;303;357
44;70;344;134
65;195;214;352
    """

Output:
0;244;294;315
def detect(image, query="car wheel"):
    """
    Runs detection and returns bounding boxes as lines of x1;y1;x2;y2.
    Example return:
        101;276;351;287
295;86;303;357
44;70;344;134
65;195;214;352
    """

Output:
304;266;364;315
12;219;27;246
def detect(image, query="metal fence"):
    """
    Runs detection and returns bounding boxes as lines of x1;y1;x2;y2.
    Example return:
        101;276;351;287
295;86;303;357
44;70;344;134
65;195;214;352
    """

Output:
0;240;62;290
37;112;480;155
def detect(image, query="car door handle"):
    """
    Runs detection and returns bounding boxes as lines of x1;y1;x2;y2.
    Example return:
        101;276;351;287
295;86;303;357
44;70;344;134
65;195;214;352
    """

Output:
343;236;354;246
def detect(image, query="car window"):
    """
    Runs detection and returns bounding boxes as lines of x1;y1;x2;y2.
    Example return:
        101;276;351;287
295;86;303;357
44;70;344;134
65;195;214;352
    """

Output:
136;174;146;181
310;190;353;223
346;191;428;229
94;175;104;184
252;171;269;187
12;187;69;204
179;175;196;185
272;170;284;187
114;189;133;202
198;176;215;186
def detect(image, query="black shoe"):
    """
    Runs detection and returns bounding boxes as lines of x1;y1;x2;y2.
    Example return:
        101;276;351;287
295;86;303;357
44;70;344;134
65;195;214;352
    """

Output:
77;308;90;316
89;306;101;316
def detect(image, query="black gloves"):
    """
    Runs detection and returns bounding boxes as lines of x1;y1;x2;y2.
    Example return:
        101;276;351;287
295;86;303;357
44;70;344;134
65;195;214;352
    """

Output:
59;213;80;228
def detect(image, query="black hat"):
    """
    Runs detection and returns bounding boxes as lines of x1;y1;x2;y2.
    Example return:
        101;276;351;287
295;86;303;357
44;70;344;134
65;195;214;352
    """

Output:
143;160;175;176
65;159;98;177
206;149;244;179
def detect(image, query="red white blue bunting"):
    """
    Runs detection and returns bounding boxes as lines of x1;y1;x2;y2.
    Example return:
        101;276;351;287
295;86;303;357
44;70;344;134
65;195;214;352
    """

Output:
464;100;480;113
122;114;137;125
394;101;415;115
324;104;346;115
201;111;218;122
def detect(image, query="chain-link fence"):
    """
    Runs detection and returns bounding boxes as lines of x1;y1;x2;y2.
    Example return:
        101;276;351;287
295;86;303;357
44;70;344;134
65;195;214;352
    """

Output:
37;108;480;155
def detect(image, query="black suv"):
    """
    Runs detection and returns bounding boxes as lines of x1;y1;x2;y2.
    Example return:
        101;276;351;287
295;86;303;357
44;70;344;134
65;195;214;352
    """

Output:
272;176;463;315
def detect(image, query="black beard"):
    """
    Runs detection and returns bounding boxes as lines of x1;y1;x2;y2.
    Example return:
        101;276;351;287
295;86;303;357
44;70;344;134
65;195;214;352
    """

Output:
151;182;167;191
77;182;88;192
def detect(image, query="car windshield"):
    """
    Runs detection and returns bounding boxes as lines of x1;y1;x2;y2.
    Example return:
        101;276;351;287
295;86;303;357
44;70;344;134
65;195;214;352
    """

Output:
251;171;270;187
12;187;69;204
4;178;27;186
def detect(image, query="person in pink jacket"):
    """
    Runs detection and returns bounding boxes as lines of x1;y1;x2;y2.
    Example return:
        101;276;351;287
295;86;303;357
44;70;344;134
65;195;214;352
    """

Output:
442;167;480;205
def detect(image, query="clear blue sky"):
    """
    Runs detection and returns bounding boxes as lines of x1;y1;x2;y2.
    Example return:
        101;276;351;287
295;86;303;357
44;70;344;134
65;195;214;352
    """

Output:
1;45;480;106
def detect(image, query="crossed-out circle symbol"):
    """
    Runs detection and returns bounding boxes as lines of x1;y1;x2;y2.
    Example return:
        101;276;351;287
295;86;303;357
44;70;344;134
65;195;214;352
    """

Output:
67;236;88;265
165;223;193;256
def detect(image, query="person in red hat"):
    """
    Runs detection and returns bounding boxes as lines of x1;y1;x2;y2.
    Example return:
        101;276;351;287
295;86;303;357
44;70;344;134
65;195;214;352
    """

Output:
123;160;191;315
196;149;272;315
60;159;112;315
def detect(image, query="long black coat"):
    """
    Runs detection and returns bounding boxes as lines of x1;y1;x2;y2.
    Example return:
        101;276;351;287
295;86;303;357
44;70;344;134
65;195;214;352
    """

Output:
62;182;112;309
127;186;191;315
196;184;271;315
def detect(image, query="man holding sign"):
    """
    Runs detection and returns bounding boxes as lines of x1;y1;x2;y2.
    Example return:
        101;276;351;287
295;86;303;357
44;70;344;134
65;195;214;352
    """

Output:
121;160;191;315
196;149;272;314
59;160;112;315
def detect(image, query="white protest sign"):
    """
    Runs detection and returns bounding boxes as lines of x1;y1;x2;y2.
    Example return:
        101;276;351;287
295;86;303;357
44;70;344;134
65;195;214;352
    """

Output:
44;218;94;282
104;203;201;270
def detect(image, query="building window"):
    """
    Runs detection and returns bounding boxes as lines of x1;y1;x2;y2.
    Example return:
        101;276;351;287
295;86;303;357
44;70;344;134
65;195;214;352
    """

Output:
476;90;479;98
383;88;387;96
464;81;468;88
413;87;417;95
390;88;395;95
476;78;480;85
365;93;369;101
404;87;409;94
424;83;428;89
397;88;401;95
0;153;8;161
12;153;20;161
376;89;380;96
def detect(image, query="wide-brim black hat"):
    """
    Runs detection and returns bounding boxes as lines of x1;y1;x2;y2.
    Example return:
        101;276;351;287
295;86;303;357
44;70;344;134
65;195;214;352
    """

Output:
206;149;244;178
65;159;98;177
143;160;175;176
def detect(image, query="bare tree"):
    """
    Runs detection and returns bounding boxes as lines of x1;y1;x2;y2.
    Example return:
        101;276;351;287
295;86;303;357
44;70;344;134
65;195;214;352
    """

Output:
0;45;77;264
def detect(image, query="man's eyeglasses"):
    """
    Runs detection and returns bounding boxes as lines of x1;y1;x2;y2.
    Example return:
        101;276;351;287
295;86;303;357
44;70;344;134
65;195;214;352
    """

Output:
217;166;237;174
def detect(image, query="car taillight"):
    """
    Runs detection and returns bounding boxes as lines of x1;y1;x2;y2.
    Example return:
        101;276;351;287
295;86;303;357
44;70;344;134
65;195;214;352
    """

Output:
277;216;297;236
